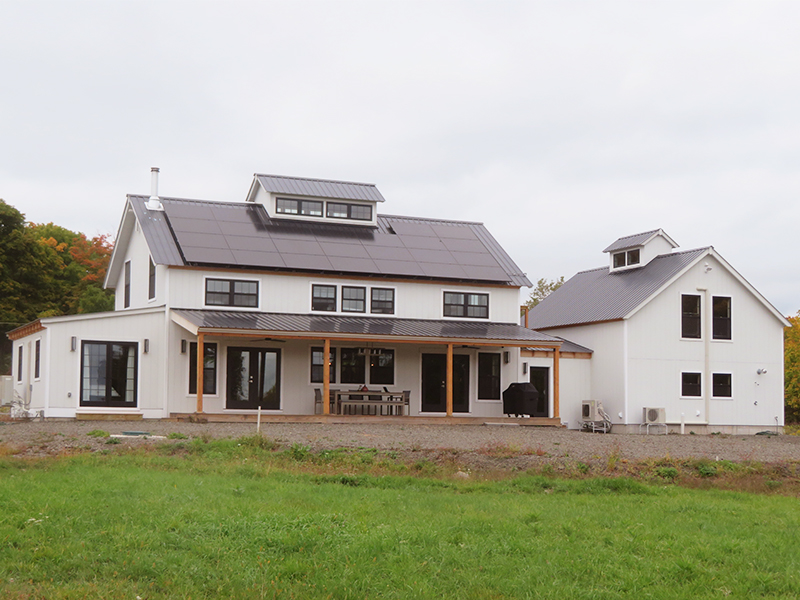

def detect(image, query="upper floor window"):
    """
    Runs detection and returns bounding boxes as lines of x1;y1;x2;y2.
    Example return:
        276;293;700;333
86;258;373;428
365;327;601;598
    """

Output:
681;294;701;339
148;257;156;300
371;288;395;314
613;249;641;269
312;284;337;311
124;261;131;308
713;297;731;340
342;286;366;313
444;292;489;319
205;279;259;308
276;198;323;217
327;202;372;221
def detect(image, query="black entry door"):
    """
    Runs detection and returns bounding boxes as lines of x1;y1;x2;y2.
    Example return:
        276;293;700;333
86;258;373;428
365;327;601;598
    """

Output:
421;354;470;413
529;367;549;417
226;347;281;410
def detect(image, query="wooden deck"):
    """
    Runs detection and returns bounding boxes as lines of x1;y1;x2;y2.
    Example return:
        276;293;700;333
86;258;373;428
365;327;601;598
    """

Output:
168;413;563;427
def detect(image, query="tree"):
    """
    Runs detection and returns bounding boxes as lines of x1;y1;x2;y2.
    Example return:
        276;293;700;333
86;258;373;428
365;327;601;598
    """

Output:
523;276;565;311
786;311;800;423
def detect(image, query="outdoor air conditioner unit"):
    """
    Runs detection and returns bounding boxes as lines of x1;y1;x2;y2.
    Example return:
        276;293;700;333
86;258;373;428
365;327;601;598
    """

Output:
582;400;605;422
643;407;666;424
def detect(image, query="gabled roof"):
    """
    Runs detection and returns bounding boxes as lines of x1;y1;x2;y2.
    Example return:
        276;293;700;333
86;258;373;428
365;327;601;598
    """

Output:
110;195;531;288
603;229;678;253
527;248;708;329
528;246;791;330
253;174;386;202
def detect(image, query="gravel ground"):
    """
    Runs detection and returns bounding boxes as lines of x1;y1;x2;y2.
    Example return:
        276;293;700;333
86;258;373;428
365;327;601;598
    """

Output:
2;420;799;469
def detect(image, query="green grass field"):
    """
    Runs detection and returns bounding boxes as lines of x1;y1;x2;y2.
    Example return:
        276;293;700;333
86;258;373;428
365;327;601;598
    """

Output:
1;438;799;599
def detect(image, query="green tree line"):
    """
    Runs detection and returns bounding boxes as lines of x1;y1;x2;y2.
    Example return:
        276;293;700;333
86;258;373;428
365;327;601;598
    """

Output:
786;311;800;423
1;199;114;373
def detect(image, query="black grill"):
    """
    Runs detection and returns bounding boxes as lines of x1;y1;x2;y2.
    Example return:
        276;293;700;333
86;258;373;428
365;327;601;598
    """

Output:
502;382;542;417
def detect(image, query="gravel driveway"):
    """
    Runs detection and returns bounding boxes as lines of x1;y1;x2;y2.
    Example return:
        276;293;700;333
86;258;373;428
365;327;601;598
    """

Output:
2;420;799;466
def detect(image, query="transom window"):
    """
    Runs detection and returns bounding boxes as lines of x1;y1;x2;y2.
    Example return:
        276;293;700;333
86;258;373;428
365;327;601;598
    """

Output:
276;198;323;217
713;296;731;340
613;249;641;269
80;341;138;407
712;373;732;398
342;286;366;313
312;285;337;311
681;372;702;397
681;294;701;339
205;279;259;308
327;202;372;221
371;288;395;314
443;292;489;319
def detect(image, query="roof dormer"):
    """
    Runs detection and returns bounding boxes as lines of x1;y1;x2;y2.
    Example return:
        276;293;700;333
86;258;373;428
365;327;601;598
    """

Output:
245;173;384;227
603;229;679;273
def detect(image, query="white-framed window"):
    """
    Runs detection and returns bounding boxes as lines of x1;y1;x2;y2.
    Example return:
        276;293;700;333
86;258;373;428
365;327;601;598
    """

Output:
205;278;259;308
312;284;337;312
712;296;732;341
681;294;701;339
148;256;156;300
124;260;131;308
276;198;323;217
681;372;702;398
34;339;41;380
712;373;732;398
311;284;397;315
342;286;366;313
326;202;372;221
16;344;22;382
370;288;395;314
443;291;489;319
613;249;641;269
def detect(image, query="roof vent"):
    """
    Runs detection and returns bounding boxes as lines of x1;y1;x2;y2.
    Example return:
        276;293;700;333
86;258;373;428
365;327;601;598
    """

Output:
145;167;164;211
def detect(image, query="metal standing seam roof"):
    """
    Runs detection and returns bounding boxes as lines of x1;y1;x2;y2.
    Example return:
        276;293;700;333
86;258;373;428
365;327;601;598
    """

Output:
128;195;530;286
526;338;593;353
527;247;709;330
255;174;386;202
604;229;666;253
173;309;561;344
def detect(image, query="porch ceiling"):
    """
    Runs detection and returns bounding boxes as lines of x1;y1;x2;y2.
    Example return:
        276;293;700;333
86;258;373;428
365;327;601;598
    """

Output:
171;309;562;347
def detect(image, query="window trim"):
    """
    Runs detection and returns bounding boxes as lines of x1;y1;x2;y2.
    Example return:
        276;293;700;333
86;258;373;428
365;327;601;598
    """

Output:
612;248;642;269
189;342;218;395
148;256;156;301
311;284;337;312
341;286;367;313
370;287;395;315
681;294;702;340
16;344;22;383
477;352;501;400
123;260;131;308
712;296;732;341
204;277;260;309
34;339;41;380
79;340;139;408
326;202;373;221
443;291;490;319
681;372;702;398
712;372;733;399
276;197;324;217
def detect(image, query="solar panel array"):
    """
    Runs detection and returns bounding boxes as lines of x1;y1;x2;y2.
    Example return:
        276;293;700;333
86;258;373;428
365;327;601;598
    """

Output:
161;199;517;284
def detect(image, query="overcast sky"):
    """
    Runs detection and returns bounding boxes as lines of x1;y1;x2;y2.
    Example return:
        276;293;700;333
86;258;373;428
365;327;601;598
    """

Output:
1;1;798;315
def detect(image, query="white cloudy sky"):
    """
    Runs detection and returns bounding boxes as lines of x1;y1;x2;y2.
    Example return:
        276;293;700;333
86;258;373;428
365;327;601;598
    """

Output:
1;1;798;315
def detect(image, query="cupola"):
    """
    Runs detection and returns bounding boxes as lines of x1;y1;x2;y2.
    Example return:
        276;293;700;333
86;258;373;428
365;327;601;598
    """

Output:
603;229;678;272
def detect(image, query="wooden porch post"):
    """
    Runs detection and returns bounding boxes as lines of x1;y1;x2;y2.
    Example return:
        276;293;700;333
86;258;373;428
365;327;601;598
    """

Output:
446;343;453;417
323;338;331;415
196;332;204;414
553;345;560;419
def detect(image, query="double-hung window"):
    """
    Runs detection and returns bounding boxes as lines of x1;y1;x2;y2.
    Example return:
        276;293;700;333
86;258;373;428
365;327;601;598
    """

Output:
712;297;731;340
342;286;366;313
189;342;217;395
312;285;337;311
681;294;701;339
681;372;702;397
370;288;395;314
311;347;337;383
205;279;259;308
712;373;732;398
443;292;489;319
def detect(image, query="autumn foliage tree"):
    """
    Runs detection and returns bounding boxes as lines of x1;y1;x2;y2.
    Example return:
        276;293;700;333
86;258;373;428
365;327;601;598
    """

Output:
522;276;565;311
786;311;800;423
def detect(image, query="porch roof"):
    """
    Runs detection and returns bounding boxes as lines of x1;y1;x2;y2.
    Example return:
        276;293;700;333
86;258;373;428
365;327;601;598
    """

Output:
172;309;562;347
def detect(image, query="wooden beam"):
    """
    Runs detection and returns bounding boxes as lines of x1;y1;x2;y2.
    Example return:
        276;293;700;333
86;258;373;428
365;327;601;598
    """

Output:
553;346;560;419
446;343;453;417
323;338;331;415
196;332;204;414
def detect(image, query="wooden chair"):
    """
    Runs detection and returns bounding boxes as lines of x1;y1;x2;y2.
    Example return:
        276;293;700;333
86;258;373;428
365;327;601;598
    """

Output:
314;388;337;414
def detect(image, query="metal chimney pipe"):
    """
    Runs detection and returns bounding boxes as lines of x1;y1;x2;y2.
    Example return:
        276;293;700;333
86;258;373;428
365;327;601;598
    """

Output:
145;167;164;211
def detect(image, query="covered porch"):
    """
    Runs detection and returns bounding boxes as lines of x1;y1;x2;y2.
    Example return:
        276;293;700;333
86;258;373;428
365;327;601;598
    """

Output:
170;309;565;421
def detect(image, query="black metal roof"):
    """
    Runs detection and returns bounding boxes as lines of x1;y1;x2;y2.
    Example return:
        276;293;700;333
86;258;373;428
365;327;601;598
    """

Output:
130;195;531;287
254;174;386;202
173;309;561;345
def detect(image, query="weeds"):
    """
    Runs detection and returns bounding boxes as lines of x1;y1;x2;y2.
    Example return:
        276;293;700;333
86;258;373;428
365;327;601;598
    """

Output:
167;432;189;440
86;429;109;438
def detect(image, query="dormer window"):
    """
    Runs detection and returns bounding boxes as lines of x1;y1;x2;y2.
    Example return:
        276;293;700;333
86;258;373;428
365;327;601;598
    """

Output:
327;202;372;221
276;198;323;217
613;249;641;269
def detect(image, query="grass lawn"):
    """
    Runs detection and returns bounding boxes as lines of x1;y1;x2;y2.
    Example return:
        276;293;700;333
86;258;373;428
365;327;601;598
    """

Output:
1;438;799;599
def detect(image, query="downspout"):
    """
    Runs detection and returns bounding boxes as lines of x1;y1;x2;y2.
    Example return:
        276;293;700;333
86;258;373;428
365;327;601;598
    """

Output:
697;286;710;424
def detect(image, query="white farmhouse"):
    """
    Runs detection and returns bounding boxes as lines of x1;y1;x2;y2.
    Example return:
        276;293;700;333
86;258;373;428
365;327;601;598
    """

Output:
8;171;563;422
527;229;790;434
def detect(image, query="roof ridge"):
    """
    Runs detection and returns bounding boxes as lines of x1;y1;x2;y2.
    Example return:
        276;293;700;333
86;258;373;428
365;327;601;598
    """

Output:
255;173;377;188
129;195;250;207
613;228;660;242
577;247;709;274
